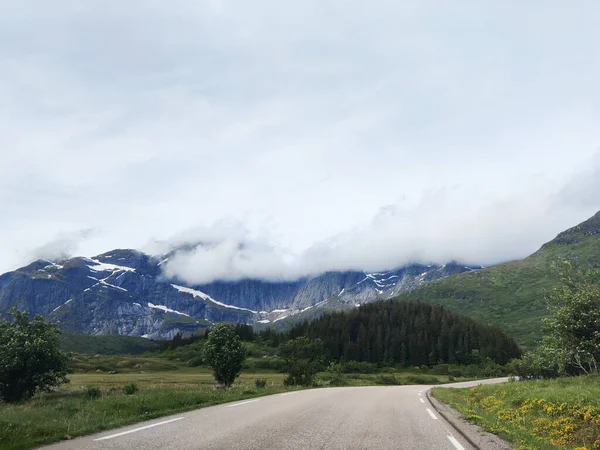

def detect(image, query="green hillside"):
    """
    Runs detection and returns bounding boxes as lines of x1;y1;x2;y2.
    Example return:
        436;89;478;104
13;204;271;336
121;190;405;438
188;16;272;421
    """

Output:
397;211;600;348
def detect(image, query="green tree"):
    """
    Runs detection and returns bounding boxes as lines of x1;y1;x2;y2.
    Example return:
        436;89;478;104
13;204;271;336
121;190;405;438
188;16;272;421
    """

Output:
543;261;600;374
0;309;68;403
203;323;247;387
278;337;325;386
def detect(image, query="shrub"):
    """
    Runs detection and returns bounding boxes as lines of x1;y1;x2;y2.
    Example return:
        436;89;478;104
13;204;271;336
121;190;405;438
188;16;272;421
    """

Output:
255;379;267;389
0;310;69;402
187;357;204;367
375;374;401;385
86;386;102;399
430;364;451;375
123;383;139;395
509;349;561;380
323;362;348;386
448;369;463;378
406;375;439;384
278;337;325;386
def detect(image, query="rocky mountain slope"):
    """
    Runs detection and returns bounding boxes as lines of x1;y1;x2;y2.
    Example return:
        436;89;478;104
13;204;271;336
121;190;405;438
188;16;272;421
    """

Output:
397;210;600;347
0;248;476;339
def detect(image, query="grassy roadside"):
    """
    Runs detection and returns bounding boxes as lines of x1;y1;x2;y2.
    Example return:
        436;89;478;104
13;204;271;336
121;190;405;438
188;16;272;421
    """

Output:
0;372;289;450
432;375;600;450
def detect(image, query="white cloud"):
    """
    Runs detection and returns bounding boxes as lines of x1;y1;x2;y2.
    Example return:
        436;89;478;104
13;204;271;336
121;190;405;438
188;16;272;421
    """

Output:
159;158;600;285
1;1;599;279
26;229;97;264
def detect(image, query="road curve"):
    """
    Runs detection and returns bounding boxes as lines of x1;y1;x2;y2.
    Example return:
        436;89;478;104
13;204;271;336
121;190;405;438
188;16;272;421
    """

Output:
41;378;507;450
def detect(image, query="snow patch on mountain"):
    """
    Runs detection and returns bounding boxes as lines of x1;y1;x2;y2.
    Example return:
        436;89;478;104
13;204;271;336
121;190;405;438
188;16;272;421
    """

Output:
85;259;137;273
147;302;191;317
171;284;258;313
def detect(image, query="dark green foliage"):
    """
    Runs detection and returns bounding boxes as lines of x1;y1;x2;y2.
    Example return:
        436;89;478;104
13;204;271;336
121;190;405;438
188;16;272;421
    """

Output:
86;386;102;399
514;261;600;379
61;334;160;355
374;374;400;385
287;300;521;367
203;324;247;387
187;357;204;367
0;310;69;402
161;331;206;351
234;324;255;342
335;361;378;373
278;337;325;386
254;378;267;389
123;383;139;395
405;375;439;384
544;261;600;374
509;347;561;380
255;327;287;347
169;332;185;350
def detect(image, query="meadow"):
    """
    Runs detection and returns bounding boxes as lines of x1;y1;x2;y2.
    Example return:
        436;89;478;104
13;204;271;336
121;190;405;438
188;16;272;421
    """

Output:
433;375;600;450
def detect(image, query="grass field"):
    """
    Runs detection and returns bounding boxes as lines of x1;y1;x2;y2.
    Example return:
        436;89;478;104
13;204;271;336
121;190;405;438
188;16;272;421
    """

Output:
433;375;600;450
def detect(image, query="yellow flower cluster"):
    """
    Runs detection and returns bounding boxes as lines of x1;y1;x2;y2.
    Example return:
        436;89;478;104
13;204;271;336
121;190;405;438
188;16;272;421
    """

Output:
465;389;600;449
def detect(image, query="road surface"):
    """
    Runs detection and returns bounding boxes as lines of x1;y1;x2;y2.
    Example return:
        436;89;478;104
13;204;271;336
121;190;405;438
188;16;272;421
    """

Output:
41;378;507;450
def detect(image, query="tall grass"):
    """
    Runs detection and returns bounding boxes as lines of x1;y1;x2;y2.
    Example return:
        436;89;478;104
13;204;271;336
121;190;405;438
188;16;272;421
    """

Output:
433;375;600;450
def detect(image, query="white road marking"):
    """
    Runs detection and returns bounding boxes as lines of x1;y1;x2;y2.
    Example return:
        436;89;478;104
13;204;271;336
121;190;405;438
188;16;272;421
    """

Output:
93;418;184;441
447;435;466;450
426;408;438;420
281;391;299;396
226;399;261;408
420;398;425;403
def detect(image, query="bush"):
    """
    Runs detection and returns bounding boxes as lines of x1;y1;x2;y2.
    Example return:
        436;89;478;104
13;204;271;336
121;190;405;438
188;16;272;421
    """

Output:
187;357;204;367
278;337;325;387
254;379;267;389
430;364;451;375
509;349;561;380
323;363;348;386
0;310;69;402
448;369;463;378
123;383;139;395
405;375;439;384
86;386;102;399
375;374;401;385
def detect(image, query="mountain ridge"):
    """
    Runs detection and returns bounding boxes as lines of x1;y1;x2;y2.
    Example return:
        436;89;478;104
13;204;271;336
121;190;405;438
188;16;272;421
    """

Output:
0;248;476;339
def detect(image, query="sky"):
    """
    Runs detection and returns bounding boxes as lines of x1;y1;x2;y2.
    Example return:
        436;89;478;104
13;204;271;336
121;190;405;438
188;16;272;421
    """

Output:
1;1;600;282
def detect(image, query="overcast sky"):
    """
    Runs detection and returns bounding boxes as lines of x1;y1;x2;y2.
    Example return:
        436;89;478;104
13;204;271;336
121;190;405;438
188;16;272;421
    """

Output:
1;1;599;282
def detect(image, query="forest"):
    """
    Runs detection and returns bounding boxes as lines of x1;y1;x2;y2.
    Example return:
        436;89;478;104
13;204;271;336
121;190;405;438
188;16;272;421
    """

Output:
164;301;522;367
257;300;521;366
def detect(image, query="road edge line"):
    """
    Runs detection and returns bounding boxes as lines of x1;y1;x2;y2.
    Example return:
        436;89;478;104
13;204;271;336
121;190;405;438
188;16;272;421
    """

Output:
425;388;483;450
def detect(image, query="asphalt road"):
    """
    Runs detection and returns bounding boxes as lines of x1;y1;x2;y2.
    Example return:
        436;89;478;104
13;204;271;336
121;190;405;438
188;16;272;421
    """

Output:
41;378;507;450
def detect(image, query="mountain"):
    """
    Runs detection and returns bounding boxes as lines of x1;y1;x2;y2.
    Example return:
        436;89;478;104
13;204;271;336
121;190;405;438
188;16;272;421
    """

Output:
0;248;477;339
396;211;600;348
